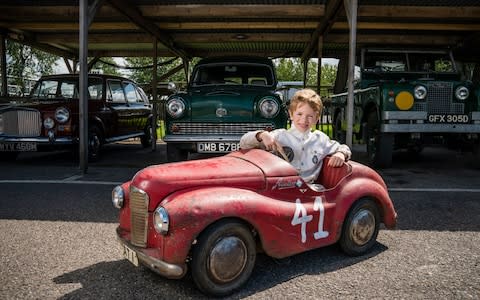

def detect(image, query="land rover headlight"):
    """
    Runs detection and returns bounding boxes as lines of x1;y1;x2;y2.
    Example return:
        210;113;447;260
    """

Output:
43;117;55;129
166;97;186;118
414;85;427;100
259;97;279;118
112;185;125;209
55;107;70;123
455;86;469;101
153;206;169;234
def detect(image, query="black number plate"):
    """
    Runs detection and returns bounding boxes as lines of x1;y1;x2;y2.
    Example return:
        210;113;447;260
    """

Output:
0;142;37;152
197;142;240;153
427;114;469;123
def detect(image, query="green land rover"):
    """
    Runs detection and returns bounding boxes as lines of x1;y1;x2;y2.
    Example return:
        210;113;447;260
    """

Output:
330;48;480;167
163;56;288;162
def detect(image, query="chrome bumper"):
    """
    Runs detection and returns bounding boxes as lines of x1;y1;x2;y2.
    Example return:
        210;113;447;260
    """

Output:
0;136;75;144
116;230;186;279
163;134;242;143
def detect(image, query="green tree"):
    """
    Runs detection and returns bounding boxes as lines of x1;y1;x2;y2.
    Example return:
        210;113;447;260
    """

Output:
91;57;121;76
274;57;337;90
124;57;188;85
6;40;58;92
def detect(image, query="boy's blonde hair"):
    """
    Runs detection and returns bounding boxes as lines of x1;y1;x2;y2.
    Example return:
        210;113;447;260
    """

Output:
288;88;323;116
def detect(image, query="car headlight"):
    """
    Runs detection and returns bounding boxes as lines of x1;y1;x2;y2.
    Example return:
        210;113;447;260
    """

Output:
414;85;427;100
112;185;125;209
455;86;469;101
43;117;55;129
166;97;186;118
55;107;70;123
153;206;169;234
259;97;279;118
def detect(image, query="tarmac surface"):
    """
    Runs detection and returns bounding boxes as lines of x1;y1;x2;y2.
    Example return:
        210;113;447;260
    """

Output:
1;140;479;299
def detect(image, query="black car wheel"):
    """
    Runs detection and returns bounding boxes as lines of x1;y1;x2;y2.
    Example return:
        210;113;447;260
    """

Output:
191;220;256;297
141;122;153;148
340;198;380;256
366;112;393;168
88;125;102;162
0;152;19;161
166;143;188;162
333;114;346;144
472;140;480;168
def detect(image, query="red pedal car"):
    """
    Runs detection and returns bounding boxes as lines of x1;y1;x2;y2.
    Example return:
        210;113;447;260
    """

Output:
113;149;397;296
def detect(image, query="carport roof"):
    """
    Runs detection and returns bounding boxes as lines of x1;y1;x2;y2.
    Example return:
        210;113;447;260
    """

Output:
1;0;479;61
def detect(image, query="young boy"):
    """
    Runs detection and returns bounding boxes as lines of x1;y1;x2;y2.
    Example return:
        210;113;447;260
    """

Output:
240;88;351;183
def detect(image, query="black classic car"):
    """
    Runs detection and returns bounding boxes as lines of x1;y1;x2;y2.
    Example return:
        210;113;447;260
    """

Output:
0;74;153;160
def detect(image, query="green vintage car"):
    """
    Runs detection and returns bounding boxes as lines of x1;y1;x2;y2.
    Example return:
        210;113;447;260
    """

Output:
163;56;288;162
330;48;480;167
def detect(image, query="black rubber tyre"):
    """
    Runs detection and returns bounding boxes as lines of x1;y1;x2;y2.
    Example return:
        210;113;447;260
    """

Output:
333;113;346;144
472;140;480;168
0;152;19;161
366;112;393;168
191;220;256;297
140;122;153;148
340;198;380;256
166;143;188;162
88;125;102;162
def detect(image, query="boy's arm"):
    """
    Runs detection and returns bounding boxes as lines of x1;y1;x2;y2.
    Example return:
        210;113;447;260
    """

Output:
239;130;264;149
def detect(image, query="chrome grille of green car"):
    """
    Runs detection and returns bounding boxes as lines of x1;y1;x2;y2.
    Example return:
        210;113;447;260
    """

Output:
170;122;275;135
413;82;463;114
0;109;41;136
129;186;149;247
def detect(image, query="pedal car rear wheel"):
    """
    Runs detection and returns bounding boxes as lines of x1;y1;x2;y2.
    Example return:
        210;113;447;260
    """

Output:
340;198;380;256
191;220;256;297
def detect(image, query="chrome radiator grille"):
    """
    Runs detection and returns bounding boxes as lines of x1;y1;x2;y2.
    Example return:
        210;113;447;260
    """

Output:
170;122;275;135
413;82;464;114
129;186;149;247
1;109;41;136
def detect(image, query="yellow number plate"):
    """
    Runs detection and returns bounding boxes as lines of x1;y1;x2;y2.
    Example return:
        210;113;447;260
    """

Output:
123;244;139;267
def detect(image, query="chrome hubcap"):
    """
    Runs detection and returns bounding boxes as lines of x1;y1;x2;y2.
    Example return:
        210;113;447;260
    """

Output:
349;209;375;246
208;236;247;283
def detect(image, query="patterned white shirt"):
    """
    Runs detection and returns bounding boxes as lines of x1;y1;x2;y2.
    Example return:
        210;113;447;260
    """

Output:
240;124;351;183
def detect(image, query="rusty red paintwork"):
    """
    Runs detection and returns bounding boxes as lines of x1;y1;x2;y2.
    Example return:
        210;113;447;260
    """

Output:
116;149;397;275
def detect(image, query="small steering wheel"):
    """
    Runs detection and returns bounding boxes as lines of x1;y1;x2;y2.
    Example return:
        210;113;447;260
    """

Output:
270;146;293;162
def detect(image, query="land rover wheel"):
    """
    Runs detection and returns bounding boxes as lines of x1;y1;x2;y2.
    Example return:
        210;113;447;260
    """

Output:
166;143;188;162
333;114;346;144
340;198;380;256
88;125;102;162
472;140;480;168
366;112;393;168
191;220;256;297
140;122;153;148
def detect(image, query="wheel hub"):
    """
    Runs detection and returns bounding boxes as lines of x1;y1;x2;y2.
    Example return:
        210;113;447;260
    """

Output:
208;236;247;283
349;209;375;246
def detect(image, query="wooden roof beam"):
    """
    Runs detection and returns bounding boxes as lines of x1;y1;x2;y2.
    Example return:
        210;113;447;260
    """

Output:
107;0;188;59
302;0;343;61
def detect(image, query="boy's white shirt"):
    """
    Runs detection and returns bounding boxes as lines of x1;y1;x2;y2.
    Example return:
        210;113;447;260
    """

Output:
239;124;351;183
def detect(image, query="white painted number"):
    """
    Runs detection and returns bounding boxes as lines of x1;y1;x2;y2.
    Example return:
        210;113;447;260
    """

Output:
291;197;329;243
313;196;329;239
291;199;313;243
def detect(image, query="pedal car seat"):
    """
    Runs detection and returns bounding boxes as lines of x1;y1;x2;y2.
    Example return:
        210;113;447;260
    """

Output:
316;156;352;190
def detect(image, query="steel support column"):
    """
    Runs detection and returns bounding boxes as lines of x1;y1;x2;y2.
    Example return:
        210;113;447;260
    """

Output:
0;34;7;97
344;0;358;148
151;38;158;151
79;0;89;173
